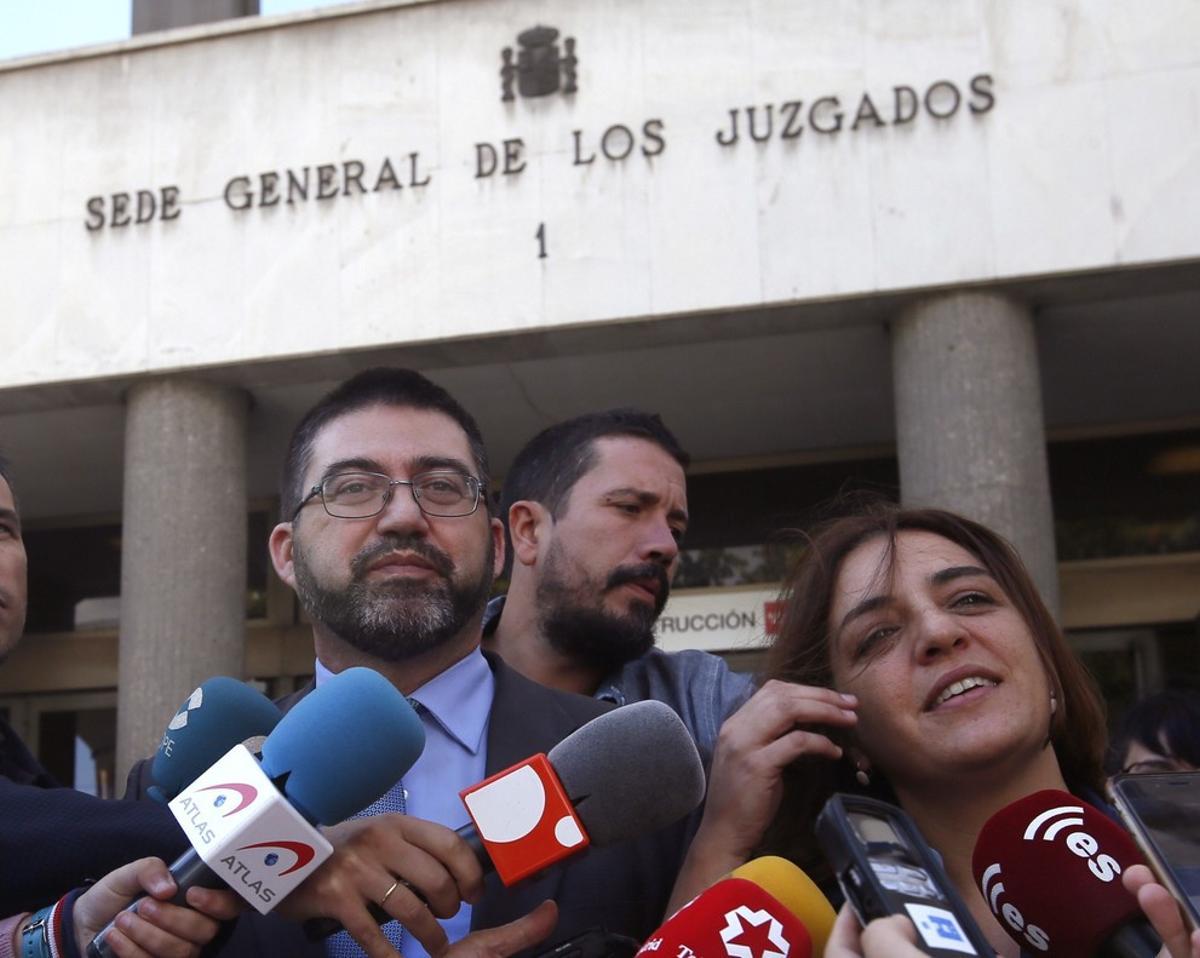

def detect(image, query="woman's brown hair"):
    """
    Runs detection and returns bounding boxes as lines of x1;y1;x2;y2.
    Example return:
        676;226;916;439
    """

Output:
757;503;1107;882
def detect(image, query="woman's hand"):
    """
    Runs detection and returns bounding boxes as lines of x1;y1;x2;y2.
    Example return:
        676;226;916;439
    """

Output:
72;857;242;957
666;680;857;911
1122;864;1200;958
826;904;927;958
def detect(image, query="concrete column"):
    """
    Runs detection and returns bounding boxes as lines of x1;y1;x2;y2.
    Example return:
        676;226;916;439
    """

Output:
132;0;258;35
892;291;1060;613
117;378;249;779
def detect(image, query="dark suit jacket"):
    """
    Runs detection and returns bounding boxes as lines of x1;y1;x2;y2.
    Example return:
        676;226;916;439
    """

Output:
127;652;690;957
0;715;188;914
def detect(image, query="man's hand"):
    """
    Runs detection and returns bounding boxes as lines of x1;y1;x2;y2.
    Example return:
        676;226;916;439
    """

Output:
826;904;925;958
668;680;857;910
1122;864;1200;958
282;813;486;958
70;857;242;958
435;901;557;958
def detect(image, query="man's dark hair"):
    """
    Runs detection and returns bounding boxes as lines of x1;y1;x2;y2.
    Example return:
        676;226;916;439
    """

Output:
500;409;689;522
281;367;491;519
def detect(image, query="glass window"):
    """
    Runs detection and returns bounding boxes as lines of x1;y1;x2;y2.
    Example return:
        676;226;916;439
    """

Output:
23;510;273;633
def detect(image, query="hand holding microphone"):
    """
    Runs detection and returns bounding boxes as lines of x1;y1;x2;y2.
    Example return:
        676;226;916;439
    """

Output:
69;857;242;958
299;700;706;952
90;667;425;957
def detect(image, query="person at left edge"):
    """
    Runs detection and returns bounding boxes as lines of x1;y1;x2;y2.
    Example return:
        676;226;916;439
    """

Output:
126;369;690;958
0;452;199;913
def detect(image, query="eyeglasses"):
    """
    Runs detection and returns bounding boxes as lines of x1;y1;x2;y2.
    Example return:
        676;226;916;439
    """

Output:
293;470;484;520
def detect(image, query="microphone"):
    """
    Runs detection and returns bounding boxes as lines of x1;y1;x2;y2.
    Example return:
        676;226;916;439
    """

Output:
89;667;425;956
145;676;282;803
729;857;837;957
634;856;835;958
302;699;707;942
971;789;1160;957
459;700;706;885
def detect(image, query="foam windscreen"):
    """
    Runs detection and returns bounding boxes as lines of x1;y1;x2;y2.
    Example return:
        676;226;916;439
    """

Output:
259;666;425;825
547;700;705;845
971;789;1148;957
148;676;282;803
730;856;836;956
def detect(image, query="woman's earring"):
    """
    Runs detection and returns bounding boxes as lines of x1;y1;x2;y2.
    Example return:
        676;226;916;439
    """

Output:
1050;692;1058;715
855;762;871;788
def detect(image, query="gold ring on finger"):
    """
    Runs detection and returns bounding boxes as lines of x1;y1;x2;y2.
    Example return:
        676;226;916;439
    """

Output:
380;879;402;908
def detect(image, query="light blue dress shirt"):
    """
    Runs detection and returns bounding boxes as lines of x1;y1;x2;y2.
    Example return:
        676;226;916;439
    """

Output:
317;649;494;958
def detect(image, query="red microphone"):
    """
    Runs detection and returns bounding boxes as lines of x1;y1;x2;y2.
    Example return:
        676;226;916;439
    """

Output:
634;858;831;958
460;753;589;885
457;701;705;887
971;789;1159;957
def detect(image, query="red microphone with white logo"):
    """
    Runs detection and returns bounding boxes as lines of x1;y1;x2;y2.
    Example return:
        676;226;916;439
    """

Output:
971;789;1159;957
457;700;705;887
632;857;836;958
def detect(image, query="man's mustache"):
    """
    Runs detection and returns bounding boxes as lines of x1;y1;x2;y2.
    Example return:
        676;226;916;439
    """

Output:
606;562;671;610
350;535;455;581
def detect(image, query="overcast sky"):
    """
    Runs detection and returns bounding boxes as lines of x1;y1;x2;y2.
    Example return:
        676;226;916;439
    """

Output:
0;0;346;59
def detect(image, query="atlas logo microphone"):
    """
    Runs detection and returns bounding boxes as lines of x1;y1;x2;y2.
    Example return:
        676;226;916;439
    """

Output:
167;744;328;906
1021;803;1121;882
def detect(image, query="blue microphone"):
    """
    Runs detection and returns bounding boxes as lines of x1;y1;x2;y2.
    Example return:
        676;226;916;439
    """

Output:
147;676;283;803
260;666;424;824
89;667;425;957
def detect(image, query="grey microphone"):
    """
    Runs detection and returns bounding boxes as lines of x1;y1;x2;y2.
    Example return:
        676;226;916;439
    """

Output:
304;699;706;940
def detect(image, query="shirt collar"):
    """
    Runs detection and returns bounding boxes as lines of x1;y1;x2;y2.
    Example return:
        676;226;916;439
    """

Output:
314;647;493;754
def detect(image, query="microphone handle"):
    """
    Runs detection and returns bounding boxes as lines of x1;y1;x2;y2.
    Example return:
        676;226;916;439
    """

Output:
87;848;224;958
1095;918;1162;958
302;823;490;941
455;820;492;874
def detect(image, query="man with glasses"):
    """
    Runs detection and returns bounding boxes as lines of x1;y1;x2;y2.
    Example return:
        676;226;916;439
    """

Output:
197;368;688;958
1;437;565;958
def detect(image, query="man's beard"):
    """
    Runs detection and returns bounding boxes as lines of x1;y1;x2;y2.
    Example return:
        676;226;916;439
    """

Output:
292;533;494;662
537;544;669;674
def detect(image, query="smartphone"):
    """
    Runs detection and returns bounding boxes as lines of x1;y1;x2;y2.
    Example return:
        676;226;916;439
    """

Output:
816;793;993;956
1109;770;1200;933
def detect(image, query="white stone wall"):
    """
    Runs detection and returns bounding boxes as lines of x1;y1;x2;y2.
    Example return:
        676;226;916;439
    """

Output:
1;0;1197;389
